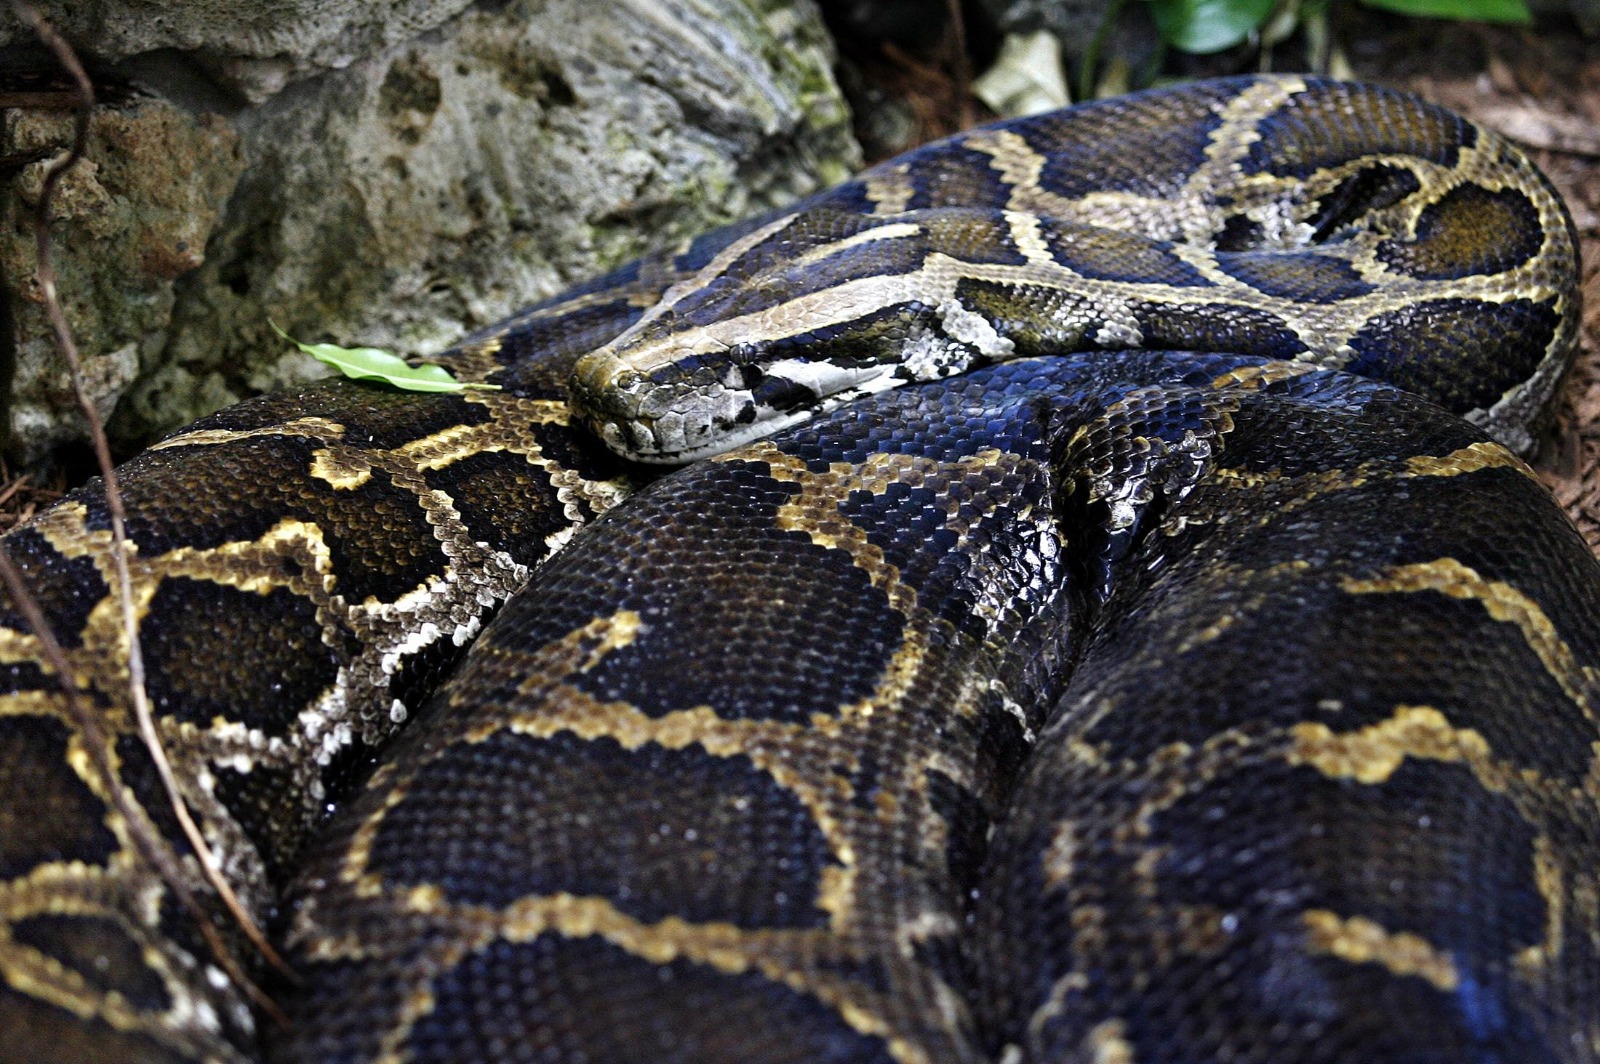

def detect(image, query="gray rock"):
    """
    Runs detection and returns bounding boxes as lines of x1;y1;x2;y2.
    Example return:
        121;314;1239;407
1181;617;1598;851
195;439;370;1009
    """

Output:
7;0;858;463
0;0;480;103
0;98;244;465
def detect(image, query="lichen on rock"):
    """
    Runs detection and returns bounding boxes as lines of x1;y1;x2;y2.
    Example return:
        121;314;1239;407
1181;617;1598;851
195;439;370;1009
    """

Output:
1;98;243;465
5;0;859;468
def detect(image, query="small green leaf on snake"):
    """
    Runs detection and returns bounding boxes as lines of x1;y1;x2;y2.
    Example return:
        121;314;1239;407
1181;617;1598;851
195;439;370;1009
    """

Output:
270;321;500;393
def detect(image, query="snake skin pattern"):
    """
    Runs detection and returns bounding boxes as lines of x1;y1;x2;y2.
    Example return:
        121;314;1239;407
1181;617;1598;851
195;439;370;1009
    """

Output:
0;74;1590;1063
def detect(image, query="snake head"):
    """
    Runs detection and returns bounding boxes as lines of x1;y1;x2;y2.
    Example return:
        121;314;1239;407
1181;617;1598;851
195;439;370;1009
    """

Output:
568;222;1037;463
569;312;927;464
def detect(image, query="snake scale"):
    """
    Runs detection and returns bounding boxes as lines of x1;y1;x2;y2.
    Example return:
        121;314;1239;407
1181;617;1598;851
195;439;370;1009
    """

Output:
0;73;1593;1062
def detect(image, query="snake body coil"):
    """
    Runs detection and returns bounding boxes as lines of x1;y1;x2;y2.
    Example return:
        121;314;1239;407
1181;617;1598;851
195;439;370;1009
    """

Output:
0;75;1591;1063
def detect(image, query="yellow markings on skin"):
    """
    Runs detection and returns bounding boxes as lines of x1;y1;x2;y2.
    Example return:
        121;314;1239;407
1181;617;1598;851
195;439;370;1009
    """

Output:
1343;558;1597;721
160;518;336;595
426;392;634;525
1005;210;1056;268
1086;1019;1136;1064
741;443;1048;757
740;445;912;606
1301;909;1459;991
434;335;506;383
358;608;871;925
494;894;930;1064
29;488;340;665
863;164;915;216
495;677;866;928
1289;705;1490;785
738;442;1029;616
395;423;499;471
592;212;804;362
1515;833;1570;979
504;696;819;787
337;759;407;896
1174;610;1240;653
394;398;570;475
1042;820;1077;889
961;128;1088;224
307;423;1020;1037
0;626;48;671
1022;970;1089;1056
309;447;372;490
324;886;932;1064
0;688;70;720
1170;561;1310;655
1205;443;1533;536
499;609;642;692
0;923;181;1034
1209;361;1319;392
29;501;112;562
1193;76;1302;189
1206;465;1279;490
962;128;1043;191
1403;440;1526;479
146;415;348;451
320;438;1020;1064
404;884;444;912
787;222;924;273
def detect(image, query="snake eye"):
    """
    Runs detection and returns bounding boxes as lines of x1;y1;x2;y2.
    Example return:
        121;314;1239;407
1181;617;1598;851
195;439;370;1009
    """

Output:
720;348;770;392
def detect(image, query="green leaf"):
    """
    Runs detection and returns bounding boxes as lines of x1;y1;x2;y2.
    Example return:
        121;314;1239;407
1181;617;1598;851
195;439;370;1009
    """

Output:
1148;0;1277;52
1360;0;1530;22
270;322;499;394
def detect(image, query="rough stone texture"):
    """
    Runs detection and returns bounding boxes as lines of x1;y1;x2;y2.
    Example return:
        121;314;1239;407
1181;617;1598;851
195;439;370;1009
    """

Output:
5;0;857;463
0;99;244;464
0;0;480;103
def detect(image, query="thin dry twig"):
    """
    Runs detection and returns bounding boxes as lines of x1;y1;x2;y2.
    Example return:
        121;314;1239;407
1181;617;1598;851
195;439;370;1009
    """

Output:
0;473;30;511
0;547;291;1025
942;0;979;131
7;0;295;1011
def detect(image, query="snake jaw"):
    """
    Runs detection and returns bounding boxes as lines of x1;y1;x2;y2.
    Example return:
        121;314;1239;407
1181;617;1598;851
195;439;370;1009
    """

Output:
572;333;909;464
570;344;778;464
572;358;863;465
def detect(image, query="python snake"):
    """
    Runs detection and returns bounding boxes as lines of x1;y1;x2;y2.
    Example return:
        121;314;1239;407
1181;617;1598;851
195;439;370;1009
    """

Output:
0;74;1592;1063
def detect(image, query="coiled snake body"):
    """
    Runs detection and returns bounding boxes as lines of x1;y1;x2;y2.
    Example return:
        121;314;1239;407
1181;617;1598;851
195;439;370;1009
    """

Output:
0;75;1593;1063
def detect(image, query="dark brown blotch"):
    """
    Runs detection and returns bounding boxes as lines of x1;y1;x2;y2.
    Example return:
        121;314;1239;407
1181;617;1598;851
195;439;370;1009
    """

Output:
367;730;840;929
0;716;117;879
1377;184;1544;281
405;935;899;1064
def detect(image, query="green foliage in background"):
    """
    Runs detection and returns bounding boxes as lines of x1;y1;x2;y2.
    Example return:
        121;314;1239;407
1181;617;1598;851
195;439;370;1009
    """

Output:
1148;0;1530;54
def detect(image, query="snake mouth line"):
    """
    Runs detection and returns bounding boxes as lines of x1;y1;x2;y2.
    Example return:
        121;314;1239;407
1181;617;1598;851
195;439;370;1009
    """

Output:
572;346;914;464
